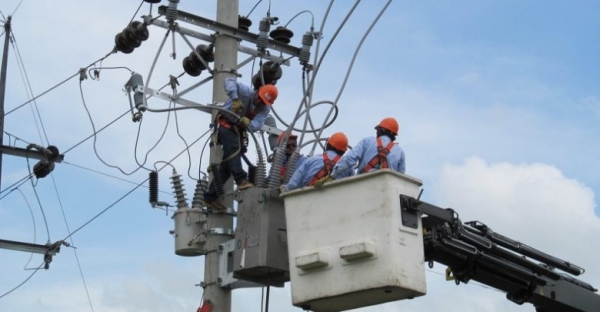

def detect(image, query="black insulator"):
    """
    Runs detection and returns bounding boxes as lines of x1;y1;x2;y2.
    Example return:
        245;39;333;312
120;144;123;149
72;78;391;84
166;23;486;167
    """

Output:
182;55;202;77
45;146;60;162
210;163;225;196
238;15;252;31
248;165;257;185
252;61;282;89
115;33;134;54
115;21;149;54
195;44;214;62
126;21;149;41
269;26;294;44
33;160;54;179
144;0;161;3
149;171;159;203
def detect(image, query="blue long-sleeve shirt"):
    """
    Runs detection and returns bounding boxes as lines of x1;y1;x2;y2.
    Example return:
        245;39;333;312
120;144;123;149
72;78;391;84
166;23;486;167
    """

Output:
223;77;270;132
331;135;405;179
284;150;350;191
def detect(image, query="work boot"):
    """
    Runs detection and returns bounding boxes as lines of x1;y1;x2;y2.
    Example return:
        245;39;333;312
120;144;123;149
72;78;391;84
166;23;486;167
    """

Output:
205;199;227;213
237;179;254;191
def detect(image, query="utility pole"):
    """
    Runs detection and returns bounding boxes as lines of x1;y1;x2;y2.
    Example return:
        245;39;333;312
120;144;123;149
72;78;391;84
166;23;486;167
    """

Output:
0;16;11;190
204;1;238;311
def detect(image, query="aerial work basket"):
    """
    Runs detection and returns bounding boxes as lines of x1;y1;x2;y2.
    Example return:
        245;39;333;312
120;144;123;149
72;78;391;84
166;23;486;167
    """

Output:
281;169;427;311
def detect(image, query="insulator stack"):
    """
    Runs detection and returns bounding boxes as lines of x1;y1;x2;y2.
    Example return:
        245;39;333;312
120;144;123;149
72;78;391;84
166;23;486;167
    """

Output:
238;15;252;31
166;0;180;21
183;44;214;77
149;171;159;203
256;18;271;51
252;61;283;90
269;26;294;44
170;170;188;208
115;21;150;54
209;163;225;196
299;32;314;65
254;148;267;188
191;178;209;208
284;152;301;183
267;148;287;188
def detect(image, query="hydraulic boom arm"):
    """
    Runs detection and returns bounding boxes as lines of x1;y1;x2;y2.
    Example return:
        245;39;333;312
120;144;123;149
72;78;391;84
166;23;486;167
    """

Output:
399;195;600;312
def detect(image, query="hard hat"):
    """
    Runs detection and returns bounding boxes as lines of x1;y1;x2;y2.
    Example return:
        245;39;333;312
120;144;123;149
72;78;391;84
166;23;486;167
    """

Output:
278;132;298;144
257;84;278;105
327;132;348;152
375;117;399;135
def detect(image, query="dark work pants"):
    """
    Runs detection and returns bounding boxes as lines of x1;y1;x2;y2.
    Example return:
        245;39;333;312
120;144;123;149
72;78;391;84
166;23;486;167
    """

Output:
204;125;247;201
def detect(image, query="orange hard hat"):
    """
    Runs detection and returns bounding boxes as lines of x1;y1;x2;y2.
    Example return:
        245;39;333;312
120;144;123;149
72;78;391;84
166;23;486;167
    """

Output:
278;132;298;144
257;84;278;105
375;117;399;135
327;132;348;152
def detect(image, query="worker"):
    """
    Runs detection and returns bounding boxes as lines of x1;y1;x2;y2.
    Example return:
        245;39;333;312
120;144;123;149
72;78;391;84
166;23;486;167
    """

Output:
204;77;278;212
316;117;405;187
282;132;350;191
267;132;306;186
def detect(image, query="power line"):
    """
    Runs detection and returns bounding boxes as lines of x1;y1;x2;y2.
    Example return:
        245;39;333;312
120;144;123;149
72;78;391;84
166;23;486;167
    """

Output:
0;262;44;299
5;50;115;116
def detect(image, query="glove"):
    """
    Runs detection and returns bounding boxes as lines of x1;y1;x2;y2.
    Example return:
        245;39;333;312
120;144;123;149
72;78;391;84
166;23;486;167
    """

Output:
231;99;243;114
279;185;287;193
313;175;334;189
239;117;250;129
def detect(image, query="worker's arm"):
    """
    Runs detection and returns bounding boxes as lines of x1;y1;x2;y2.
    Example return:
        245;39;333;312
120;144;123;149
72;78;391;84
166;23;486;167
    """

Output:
331;139;365;179
284;159;310;191
397;147;406;174
248;106;271;132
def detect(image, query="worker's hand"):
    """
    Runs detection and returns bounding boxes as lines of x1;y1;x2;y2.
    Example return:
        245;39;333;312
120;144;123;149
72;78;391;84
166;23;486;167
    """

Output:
279;185;286;193
239;117;250;129
313;175;334;189
231;99;243;114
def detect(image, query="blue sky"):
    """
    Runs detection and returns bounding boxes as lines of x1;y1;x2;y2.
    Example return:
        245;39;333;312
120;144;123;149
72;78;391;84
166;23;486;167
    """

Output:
1;1;599;312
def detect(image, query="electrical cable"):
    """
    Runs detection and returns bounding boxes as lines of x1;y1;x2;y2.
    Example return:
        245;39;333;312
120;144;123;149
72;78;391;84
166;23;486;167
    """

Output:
25;157;51;243
78;81;148;175
15;188;37;270
312;0;392;154
129;1;145;25
0;172;33;200
11;29;50;146
11;0;25;17
49;172;96;312
5;49;115;116
173;106;196;181
0;262;45;299
61;133;208;241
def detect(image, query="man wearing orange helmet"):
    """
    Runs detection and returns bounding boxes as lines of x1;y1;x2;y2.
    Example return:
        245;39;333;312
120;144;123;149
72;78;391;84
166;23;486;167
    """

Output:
318;118;405;187
204;78;278;212
267;132;306;185
282;132;351;191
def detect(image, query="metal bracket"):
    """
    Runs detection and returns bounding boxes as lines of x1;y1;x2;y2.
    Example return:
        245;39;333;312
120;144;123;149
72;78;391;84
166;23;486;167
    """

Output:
399;195;419;229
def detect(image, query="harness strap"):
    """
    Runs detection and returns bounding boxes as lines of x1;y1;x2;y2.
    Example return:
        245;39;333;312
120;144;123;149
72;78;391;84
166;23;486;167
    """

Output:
245;104;260;120
308;153;342;186
360;137;394;173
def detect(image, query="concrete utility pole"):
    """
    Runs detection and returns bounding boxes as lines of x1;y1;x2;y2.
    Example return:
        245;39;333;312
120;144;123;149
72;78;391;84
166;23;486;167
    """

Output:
204;1;238;311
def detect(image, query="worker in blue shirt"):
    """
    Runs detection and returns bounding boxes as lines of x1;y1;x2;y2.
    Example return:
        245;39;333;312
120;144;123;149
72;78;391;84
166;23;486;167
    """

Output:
283;132;350;191
204;77;278;212
316;117;405;187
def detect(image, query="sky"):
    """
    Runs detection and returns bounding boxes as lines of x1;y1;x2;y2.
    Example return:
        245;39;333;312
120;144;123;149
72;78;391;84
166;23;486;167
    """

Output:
1;1;599;312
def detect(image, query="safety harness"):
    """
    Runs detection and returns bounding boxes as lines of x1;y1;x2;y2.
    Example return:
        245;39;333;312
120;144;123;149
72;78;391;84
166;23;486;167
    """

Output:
360;137;395;173
217;101;261;130
308;153;342;186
